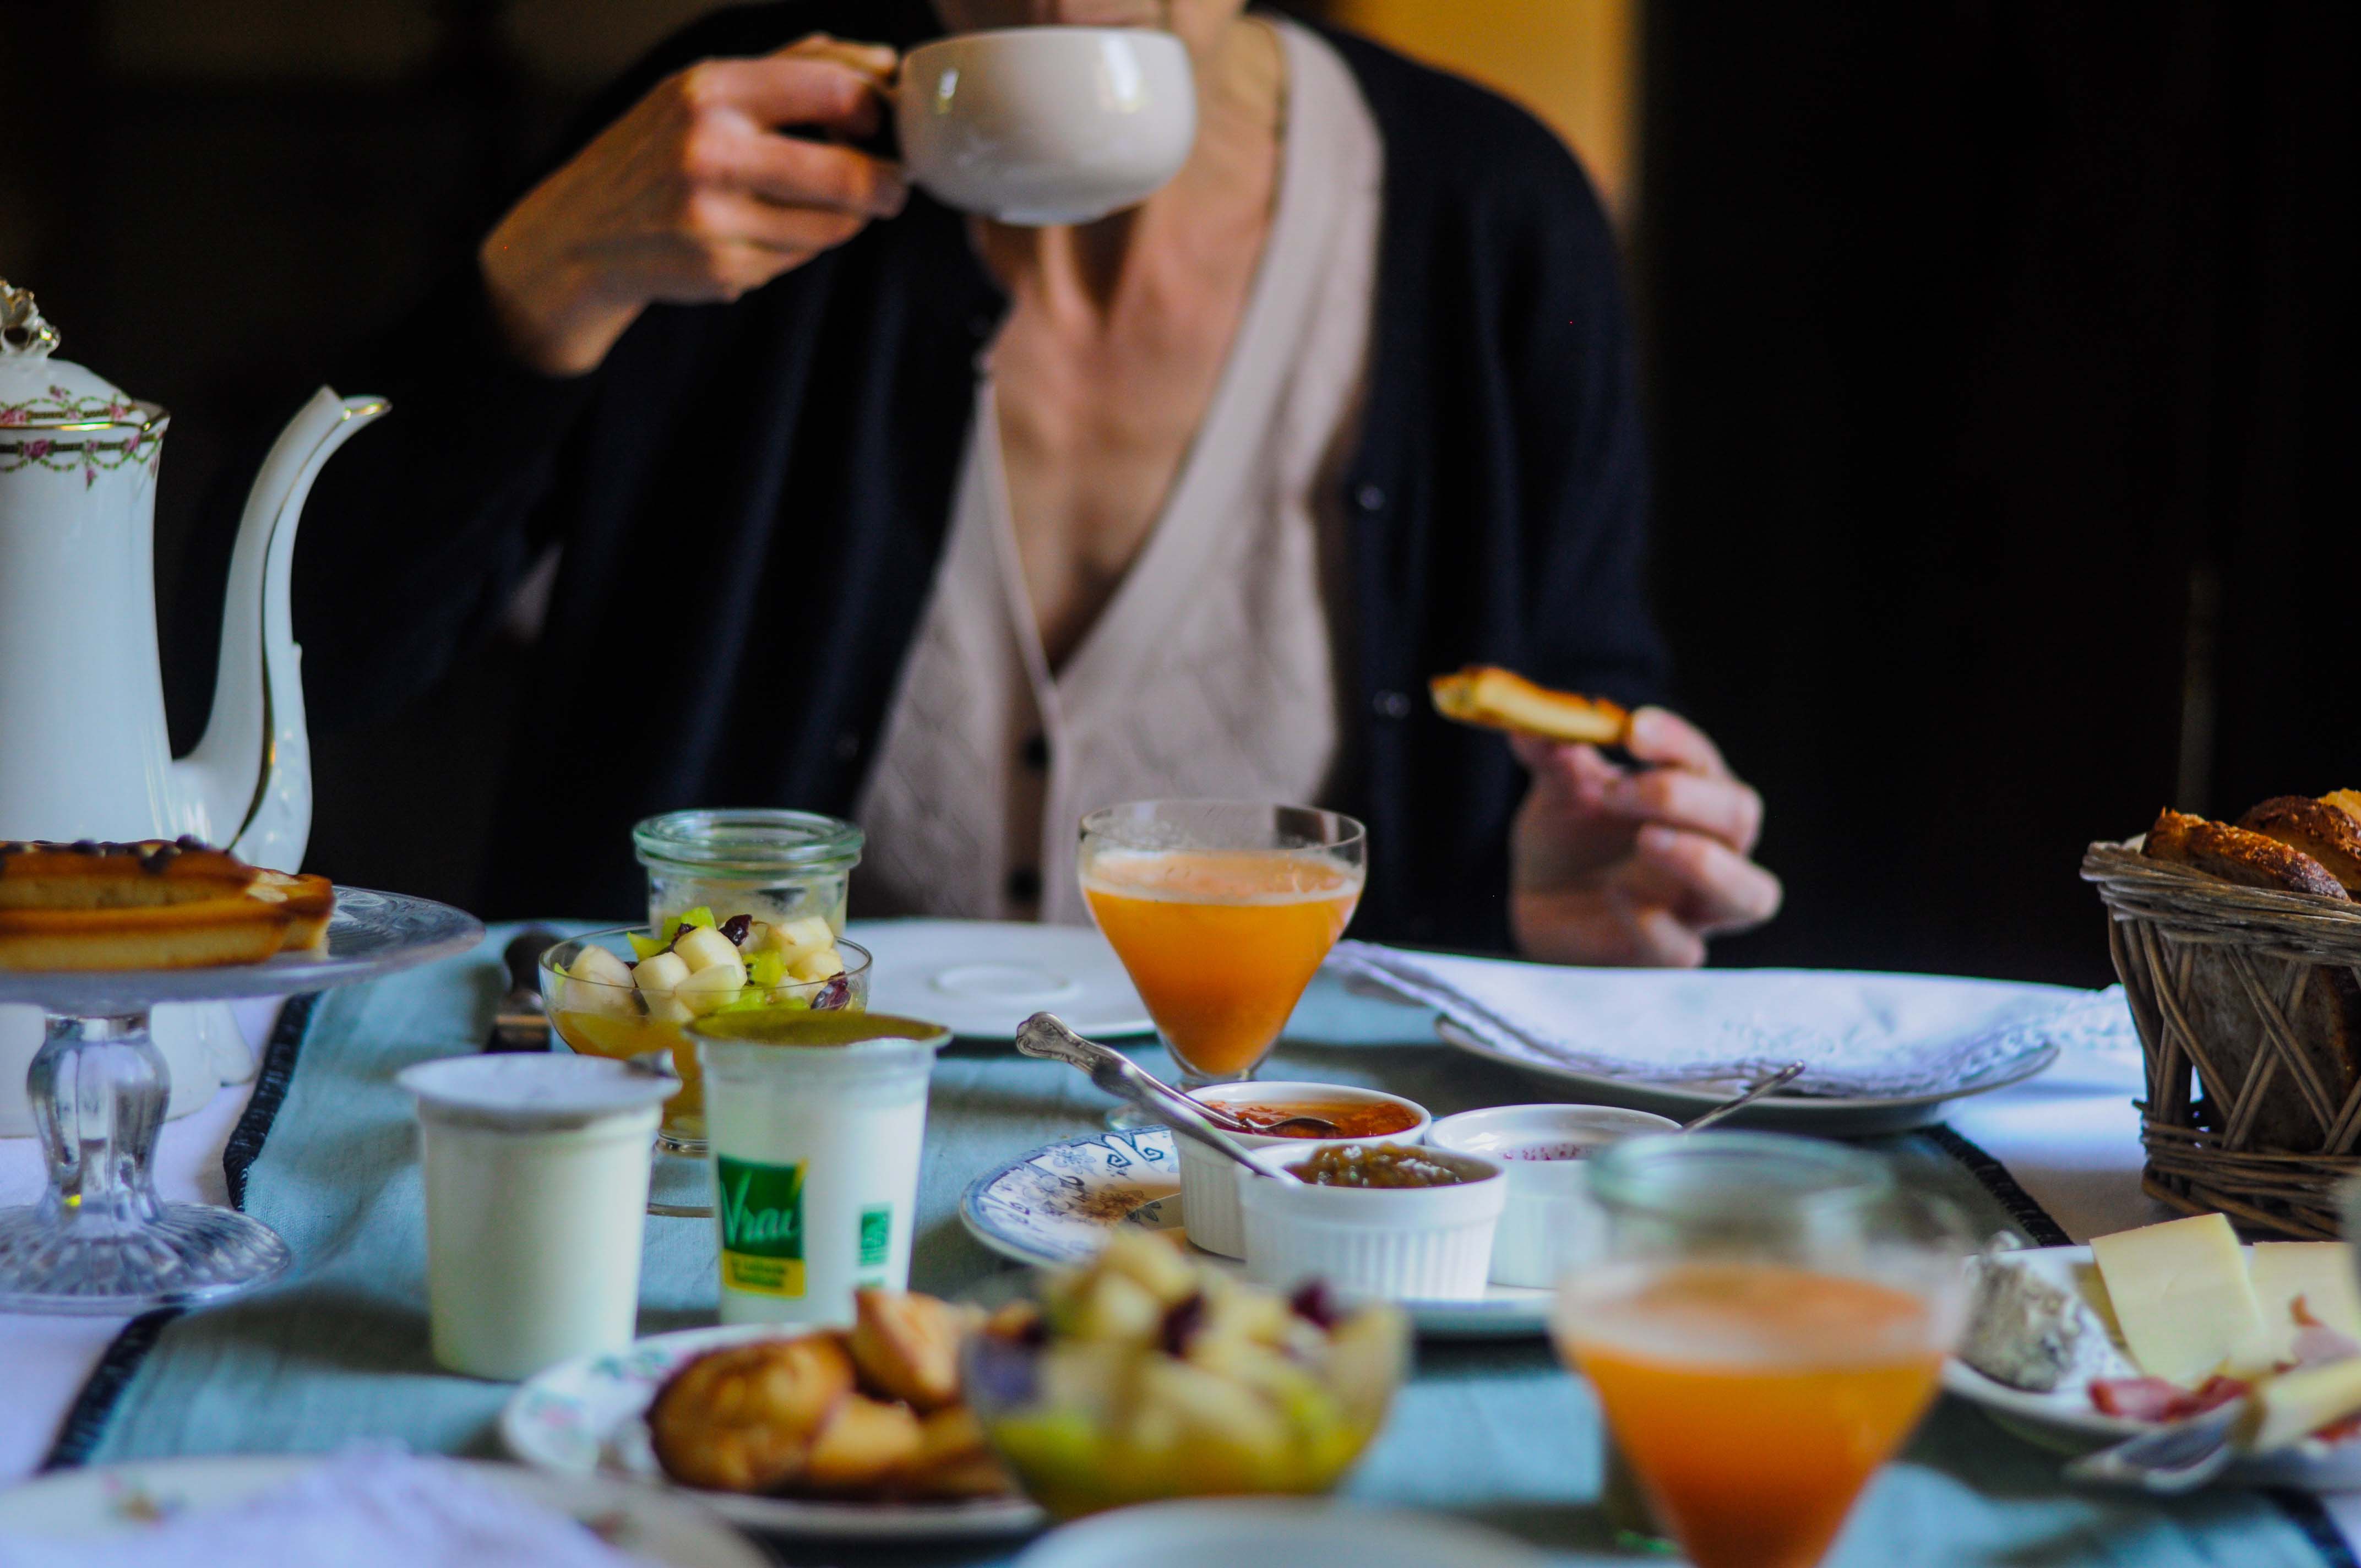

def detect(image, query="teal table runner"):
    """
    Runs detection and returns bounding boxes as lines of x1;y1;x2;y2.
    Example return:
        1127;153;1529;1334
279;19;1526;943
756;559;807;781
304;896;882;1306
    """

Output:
55;926;2348;1567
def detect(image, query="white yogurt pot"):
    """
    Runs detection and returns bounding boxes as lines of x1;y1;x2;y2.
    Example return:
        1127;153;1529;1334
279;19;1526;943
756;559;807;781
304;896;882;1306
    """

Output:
1176;1081;1430;1260
1238;1144;1506;1302
1426;1105;1680;1289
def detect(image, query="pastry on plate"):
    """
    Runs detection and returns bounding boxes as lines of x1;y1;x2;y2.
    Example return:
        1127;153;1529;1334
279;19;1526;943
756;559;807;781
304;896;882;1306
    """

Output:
646;1289;1015;1502
1428;665;1631;746
0;838;335;971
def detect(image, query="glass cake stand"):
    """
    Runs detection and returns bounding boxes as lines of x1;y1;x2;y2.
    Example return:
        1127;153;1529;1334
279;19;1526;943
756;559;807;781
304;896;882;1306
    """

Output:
0;886;482;1315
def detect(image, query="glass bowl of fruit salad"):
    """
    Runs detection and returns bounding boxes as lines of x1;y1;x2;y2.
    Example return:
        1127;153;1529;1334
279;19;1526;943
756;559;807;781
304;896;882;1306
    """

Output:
540;910;869;1152
964;1233;1408;1520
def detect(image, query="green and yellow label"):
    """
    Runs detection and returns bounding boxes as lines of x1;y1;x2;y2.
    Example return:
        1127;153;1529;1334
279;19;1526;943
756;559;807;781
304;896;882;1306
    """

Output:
717;1156;805;1298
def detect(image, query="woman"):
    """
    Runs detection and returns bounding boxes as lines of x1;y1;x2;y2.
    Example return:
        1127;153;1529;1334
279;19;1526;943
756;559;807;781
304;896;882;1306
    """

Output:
291;0;1780;963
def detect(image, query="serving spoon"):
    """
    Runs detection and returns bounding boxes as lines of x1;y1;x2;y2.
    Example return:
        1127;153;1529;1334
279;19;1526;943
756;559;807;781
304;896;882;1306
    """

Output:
1012;1012;1339;1137
1678;1060;1808;1134
1016;1012;1307;1180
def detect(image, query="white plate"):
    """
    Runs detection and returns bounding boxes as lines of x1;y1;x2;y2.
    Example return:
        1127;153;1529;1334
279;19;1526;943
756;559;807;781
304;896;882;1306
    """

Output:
502;1324;1045;1540
0;1455;766;1565
1943;1245;2361;1491
1015;1496;1552;1568
847;918;1151;1041
1437;1018;2057;1135
959;1128;1555;1338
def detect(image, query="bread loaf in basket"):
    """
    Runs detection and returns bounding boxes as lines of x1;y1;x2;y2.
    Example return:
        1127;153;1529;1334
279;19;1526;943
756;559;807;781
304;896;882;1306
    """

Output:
2084;794;2361;1238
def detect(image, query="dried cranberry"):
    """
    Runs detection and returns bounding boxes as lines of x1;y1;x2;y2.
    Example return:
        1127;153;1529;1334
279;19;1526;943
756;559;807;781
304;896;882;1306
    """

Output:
813;973;852;1010
1160;1292;1206;1357
1289;1281;1339;1330
1013;1312;1049;1348
719;913;752;946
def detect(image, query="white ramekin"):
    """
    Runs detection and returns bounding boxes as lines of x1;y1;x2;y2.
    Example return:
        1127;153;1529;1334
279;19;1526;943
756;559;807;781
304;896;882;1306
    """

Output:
1426;1104;1680;1288
1175;1081;1431;1260
1237;1144;1506;1301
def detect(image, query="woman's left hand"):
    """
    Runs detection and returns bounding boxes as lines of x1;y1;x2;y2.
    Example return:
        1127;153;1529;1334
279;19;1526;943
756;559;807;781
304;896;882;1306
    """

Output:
1506;707;1782;967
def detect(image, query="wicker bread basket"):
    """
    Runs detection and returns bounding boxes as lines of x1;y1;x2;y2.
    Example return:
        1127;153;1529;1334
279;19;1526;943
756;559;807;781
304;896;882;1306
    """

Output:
2085;839;2361;1238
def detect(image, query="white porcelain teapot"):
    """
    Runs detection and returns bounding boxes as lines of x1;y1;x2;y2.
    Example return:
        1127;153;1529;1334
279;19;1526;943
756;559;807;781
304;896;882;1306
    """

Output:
0;280;388;1130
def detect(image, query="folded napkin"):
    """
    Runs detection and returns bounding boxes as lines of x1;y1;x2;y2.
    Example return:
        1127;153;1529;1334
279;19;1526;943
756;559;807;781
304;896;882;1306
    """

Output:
1326;941;2136;1099
0;1451;656;1568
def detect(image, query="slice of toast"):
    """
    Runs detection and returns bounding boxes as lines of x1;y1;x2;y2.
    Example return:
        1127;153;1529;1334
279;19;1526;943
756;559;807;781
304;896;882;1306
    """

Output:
1428;666;1631;746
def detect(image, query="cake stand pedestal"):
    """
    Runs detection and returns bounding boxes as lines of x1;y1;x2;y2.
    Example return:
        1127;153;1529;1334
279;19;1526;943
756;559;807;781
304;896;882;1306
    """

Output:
0;887;481;1315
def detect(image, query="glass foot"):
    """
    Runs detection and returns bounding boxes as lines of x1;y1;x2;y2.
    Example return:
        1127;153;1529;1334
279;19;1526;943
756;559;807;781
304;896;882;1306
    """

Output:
0;1202;290;1315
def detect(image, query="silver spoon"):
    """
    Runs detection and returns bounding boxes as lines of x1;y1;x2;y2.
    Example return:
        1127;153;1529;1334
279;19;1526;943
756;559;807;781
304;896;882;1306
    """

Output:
1016;1012;1303;1182
1011;1012;1337;1137
1679;1060;1808;1134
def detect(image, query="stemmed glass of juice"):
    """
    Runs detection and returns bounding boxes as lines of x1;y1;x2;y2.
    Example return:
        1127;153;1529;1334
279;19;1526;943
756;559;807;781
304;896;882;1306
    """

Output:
1078;801;1366;1098
1553;1134;1971;1568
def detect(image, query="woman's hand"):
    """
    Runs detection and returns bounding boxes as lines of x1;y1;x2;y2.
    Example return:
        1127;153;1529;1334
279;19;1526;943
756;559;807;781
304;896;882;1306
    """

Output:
1507;707;1782;967
480;35;909;377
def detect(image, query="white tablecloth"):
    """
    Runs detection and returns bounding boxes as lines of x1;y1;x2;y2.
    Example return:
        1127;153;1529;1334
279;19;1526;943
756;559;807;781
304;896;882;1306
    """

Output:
0;999;2351;1545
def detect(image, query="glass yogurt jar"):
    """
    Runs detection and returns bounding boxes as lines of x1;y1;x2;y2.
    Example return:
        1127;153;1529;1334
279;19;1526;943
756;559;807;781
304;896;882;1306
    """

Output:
634;809;863;936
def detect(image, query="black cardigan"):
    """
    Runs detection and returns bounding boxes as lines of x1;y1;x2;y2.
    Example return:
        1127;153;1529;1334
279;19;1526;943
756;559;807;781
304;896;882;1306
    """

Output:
287;1;1667;949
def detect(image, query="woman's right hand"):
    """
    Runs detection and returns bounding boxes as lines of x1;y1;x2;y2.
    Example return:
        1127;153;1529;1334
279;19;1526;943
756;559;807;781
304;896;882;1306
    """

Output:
480;34;908;377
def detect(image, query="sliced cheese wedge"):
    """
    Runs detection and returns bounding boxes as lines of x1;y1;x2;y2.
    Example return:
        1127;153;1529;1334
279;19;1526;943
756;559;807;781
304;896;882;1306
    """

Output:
2245;1357;2361;1453
2090;1213;2272;1385
2249;1242;2361;1361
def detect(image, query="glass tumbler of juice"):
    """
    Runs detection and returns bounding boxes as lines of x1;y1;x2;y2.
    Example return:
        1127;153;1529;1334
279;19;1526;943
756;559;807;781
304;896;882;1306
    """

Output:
1078;801;1364;1095
689;1010;951;1328
1553;1134;1970;1568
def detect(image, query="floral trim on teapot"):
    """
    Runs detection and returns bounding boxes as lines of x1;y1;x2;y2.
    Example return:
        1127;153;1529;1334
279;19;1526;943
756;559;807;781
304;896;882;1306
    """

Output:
0;382;149;431
0;426;165;486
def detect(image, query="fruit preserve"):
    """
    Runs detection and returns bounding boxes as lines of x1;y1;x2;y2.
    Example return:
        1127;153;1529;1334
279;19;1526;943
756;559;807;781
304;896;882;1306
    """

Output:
1287;1144;1473;1189
1226;1101;1422;1139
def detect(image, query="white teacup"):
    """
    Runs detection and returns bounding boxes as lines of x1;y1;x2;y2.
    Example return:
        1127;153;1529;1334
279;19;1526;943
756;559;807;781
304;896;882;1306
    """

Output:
897;26;1196;226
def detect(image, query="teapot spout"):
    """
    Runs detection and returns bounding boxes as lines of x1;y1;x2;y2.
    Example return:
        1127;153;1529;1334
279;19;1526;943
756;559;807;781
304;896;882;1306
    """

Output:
175;388;388;871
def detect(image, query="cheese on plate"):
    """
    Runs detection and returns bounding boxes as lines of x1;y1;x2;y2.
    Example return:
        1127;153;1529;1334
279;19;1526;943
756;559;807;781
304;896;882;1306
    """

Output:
2248;1242;2361;1362
2089;1213;2272;1385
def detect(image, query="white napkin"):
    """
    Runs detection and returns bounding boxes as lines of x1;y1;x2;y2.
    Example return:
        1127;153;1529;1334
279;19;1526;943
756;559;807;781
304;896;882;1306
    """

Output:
0;1452;657;1568
1327;941;2136;1099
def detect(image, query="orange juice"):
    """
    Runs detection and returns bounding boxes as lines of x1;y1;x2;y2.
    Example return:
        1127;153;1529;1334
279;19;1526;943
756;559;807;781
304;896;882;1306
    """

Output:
1081;848;1361;1079
1562;1263;1943;1568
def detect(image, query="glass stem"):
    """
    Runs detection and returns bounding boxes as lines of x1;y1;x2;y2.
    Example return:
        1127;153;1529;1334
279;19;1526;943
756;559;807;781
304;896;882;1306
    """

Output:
29;1011;166;1232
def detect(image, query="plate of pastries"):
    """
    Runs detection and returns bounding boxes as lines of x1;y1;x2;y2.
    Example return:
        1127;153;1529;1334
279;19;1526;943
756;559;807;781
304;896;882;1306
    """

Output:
0;838;333;971
500;1289;1041;1539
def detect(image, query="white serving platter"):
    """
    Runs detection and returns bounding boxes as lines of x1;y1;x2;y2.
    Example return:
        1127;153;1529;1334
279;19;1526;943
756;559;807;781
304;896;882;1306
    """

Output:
959;1128;1554;1338
1943;1244;2361;1491
1437;1018;2057;1136
502;1323;1045;1540
848;918;1151;1041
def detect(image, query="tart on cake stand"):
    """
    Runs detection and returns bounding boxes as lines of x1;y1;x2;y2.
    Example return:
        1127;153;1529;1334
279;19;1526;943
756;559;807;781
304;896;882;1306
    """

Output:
0;886;481;1314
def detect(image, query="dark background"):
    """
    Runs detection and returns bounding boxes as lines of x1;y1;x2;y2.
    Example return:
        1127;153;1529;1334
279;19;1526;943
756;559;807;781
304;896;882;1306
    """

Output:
2;2;2352;986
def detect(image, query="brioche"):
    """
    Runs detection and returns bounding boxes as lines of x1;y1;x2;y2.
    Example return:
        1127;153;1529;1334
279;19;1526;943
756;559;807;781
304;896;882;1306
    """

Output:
2239;797;2361;896
648;1333;857;1494
0;839;335;971
1428;665;1631;746
2141;809;2349;901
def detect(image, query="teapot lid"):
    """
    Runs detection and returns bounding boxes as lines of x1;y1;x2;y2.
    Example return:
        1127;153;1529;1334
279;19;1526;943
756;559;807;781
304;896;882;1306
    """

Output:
0;280;161;432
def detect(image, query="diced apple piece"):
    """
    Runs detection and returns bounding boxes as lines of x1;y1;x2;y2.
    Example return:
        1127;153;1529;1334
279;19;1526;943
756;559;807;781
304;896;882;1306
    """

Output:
774;916;835;952
788;946;846;984
634;950;690;995
644;995;694;1026
567;944;633;988
1095;1229;1198;1306
1062;1271;1165;1346
673;925;741;974
675;957;748;1015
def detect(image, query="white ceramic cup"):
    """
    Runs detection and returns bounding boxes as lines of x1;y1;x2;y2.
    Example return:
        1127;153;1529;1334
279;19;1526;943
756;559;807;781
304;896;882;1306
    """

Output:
1176;1081;1431;1260
399;1054;676;1381
1238;1144;1507;1302
1426;1105;1681;1289
897;26;1197;225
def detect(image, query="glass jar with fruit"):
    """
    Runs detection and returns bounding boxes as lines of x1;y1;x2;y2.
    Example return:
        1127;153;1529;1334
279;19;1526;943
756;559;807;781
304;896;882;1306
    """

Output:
539;911;870;1153
964;1233;1407;1519
633;809;864;937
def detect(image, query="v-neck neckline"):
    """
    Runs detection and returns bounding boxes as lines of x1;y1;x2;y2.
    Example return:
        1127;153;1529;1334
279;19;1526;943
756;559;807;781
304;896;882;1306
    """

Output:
983;20;1336;709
